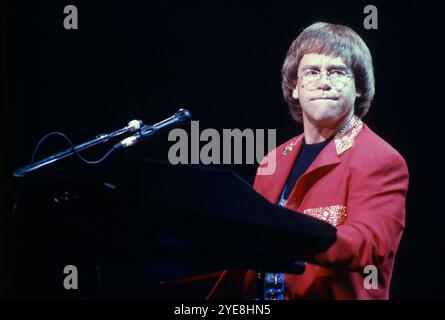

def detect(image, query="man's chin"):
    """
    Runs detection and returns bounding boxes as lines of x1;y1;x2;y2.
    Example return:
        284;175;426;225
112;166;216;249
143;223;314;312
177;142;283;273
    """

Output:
306;112;343;127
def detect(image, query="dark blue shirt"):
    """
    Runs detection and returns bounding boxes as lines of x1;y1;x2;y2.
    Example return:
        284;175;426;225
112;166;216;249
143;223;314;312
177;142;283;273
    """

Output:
280;137;331;202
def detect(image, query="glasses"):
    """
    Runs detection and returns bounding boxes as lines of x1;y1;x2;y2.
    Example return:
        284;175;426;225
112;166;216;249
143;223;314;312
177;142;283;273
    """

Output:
298;69;353;91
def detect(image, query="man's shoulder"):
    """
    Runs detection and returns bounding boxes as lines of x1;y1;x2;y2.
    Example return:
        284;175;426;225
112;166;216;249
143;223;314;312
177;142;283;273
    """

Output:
258;133;303;167
277;134;304;153
352;123;408;169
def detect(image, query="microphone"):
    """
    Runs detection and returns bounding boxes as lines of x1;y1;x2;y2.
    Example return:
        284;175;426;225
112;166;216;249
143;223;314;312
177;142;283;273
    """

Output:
113;108;192;150
126;119;143;132
12;118;145;177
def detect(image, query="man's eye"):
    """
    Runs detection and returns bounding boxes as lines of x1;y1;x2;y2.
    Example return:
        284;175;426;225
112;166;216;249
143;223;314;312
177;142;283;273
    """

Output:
305;70;319;76
330;69;347;76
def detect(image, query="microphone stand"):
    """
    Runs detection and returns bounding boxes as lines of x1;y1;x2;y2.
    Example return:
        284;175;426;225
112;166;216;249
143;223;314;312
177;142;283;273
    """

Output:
12;121;142;178
13;108;192;178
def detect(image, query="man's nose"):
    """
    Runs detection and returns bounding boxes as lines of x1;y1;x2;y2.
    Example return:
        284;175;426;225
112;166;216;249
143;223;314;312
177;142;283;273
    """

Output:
316;71;332;90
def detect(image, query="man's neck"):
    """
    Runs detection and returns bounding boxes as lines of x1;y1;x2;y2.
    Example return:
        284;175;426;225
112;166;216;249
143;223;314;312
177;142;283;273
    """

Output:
303;113;353;144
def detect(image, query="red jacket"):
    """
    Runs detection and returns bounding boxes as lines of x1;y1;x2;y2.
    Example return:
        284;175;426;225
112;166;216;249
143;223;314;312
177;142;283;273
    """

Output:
208;118;409;300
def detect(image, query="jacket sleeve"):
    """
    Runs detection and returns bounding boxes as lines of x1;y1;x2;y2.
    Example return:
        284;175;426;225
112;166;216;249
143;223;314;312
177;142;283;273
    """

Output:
310;152;409;272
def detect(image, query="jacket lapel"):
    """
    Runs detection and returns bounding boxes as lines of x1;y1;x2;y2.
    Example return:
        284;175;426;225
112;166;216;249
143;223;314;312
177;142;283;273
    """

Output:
286;117;364;207
261;116;364;207
261;135;303;204
285;139;341;207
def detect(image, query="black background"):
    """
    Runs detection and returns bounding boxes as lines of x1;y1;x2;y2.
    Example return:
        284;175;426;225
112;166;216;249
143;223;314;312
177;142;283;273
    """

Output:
2;0;444;299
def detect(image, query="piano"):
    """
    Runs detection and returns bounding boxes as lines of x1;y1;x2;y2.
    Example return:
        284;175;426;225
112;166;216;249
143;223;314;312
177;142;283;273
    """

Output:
12;158;336;299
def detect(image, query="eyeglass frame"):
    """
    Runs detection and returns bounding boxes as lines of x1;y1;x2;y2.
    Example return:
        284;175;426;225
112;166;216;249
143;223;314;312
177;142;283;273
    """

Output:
297;68;354;91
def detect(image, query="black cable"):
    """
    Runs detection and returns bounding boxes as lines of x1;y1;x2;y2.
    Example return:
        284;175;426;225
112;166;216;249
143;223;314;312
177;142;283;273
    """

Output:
29;131;114;165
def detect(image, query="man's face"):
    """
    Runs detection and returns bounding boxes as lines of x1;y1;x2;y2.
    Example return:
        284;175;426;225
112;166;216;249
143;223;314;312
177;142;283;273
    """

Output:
292;53;361;128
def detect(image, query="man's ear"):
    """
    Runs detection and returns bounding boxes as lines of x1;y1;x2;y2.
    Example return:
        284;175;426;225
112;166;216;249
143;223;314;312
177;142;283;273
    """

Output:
292;87;299;100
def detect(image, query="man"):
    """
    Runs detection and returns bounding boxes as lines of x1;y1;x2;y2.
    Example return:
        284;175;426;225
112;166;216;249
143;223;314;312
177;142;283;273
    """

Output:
207;22;409;300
